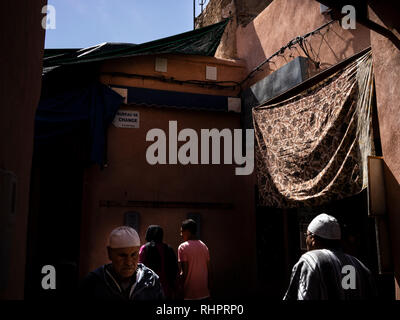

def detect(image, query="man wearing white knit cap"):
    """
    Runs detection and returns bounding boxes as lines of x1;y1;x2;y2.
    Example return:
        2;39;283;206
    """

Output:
284;213;376;300
79;226;164;300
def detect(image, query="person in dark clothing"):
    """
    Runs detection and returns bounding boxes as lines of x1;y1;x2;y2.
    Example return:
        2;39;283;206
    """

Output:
139;225;178;300
79;226;164;300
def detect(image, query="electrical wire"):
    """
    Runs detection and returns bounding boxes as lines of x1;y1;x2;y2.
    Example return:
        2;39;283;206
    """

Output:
100;20;336;91
239;20;336;86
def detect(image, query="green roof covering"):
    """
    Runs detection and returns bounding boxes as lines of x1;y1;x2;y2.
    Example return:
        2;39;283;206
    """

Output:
43;19;229;69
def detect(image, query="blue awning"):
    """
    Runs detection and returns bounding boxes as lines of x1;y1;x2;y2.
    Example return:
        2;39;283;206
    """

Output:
112;85;231;112
34;82;124;165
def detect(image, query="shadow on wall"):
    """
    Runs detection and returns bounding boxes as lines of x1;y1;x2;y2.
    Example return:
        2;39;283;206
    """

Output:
306;21;371;77
383;162;400;299
369;0;400;35
235;0;274;27
235;19;268;79
215;1;273;60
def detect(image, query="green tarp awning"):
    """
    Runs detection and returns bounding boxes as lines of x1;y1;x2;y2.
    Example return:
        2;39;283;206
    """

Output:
43;19;229;70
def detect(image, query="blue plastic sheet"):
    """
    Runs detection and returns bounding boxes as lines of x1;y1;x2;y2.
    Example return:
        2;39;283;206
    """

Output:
35;83;124;165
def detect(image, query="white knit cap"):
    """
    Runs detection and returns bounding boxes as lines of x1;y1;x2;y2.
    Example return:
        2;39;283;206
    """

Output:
108;226;140;248
307;213;341;240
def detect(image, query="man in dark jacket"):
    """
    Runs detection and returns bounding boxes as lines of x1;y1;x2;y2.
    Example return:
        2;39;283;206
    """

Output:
79;226;164;300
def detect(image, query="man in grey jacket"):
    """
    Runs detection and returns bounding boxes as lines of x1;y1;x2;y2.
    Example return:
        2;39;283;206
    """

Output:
284;213;376;300
79;226;164;300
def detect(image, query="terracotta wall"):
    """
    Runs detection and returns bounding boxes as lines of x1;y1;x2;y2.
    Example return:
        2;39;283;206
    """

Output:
235;0;371;87
80;106;257;298
81;56;257;298
0;1;47;299
368;3;400;299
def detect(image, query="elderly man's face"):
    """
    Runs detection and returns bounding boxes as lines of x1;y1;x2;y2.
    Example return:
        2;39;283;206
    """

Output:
107;246;140;280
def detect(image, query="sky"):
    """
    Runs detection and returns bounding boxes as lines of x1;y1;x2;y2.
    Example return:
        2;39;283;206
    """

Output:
44;0;209;48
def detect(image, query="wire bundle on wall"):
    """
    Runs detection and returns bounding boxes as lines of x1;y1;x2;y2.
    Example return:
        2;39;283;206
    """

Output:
102;19;337;92
239;19;337;87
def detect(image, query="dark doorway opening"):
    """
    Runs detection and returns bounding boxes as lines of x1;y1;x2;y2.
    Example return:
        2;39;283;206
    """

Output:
25;65;99;299
25;128;87;299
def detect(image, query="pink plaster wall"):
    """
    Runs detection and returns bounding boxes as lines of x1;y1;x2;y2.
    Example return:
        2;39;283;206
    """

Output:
369;5;400;300
80;56;257;299
235;0;371;87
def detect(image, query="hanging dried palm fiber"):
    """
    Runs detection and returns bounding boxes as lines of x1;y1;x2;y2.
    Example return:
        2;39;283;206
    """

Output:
253;50;375;208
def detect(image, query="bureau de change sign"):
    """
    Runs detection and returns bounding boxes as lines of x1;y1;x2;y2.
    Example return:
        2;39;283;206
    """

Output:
112;110;140;128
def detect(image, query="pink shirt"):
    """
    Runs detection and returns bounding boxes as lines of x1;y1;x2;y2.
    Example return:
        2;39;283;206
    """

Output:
178;240;210;300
